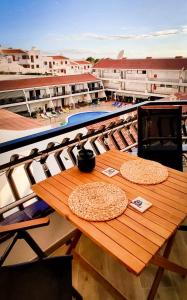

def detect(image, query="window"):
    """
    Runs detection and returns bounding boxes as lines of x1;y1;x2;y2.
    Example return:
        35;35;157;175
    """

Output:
65;61;67;64
166;85;172;88
36;65;39;68
44;61;47;65
36;55;38;59
160;84;165;87
22;55;29;59
31;55;34;63
142;70;146;74
71;66;73;69
22;64;30;68
53;61;55;65
61;61;63;65
88;66;90;68
114;70;116;73
31;65;34;69
127;70;136;74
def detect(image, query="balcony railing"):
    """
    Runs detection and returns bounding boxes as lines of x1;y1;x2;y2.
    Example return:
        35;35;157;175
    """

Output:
0;101;187;227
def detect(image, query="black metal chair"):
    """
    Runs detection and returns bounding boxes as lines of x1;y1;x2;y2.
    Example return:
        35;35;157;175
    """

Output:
0;217;83;300
137;105;183;171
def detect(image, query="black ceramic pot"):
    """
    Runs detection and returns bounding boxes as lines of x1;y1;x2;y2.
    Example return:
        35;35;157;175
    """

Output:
77;148;95;172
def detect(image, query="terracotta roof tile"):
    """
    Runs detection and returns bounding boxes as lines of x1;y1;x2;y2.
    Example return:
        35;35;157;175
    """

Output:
48;55;69;60
74;60;91;65
0;74;100;91
70;61;78;66
0;49;27;55
0;109;41;130
93;58;187;70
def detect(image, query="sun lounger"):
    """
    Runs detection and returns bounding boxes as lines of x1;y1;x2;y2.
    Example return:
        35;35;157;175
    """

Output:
62;108;70;113
116;102;123;107
46;112;54;118
40;113;49;119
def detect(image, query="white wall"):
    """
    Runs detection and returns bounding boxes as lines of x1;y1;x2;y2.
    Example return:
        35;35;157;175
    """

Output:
147;70;180;82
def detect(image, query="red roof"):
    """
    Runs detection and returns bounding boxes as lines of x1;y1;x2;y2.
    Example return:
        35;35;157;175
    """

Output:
93;58;187;70
49;55;69;60
0;49;27;55
0;109;42;130
70;61;78;66
0;74;100;91
74;60;91;65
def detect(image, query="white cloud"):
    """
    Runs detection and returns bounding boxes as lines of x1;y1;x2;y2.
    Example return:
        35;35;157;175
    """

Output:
75;26;185;41
181;25;187;33
151;29;179;36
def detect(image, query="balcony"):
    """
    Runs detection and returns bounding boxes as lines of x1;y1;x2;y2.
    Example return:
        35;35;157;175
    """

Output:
89;86;103;91
0;97;25;106
0;101;187;299
1;101;186;214
27;94;51;101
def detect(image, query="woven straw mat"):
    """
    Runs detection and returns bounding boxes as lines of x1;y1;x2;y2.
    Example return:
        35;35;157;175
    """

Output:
120;158;168;184
68;182;128;221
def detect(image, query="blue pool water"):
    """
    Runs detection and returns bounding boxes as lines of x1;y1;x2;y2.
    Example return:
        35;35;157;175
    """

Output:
62;111;109;126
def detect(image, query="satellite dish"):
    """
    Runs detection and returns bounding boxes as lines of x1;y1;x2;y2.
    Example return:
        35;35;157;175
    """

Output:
117;50;124;59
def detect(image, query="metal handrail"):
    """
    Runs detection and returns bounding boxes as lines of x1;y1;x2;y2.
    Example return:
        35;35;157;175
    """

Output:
1;100;186;154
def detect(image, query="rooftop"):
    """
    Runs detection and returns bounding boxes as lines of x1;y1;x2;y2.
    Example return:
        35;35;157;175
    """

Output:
94;57;187;70
74;60;92;65
0;109;42;130
0;73;99;91
0;48;27;55
48;55;69;60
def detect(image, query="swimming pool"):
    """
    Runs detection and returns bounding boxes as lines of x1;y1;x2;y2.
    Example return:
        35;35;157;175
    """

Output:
61;111;110;126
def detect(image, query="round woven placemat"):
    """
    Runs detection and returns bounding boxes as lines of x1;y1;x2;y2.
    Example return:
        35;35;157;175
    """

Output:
68;182;128;221
120;159;168;184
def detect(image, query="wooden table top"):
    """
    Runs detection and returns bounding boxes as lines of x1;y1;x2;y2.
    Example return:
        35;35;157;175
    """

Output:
32;149;187;275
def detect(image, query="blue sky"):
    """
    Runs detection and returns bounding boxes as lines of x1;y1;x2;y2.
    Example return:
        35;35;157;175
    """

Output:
1;0;187;59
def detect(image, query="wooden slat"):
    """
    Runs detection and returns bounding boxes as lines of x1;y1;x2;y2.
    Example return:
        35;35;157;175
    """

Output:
0;217;49;233
59;170;166;246
107;219;158;255
32;184;145;274
77;170;173;238
32;149;187;276
96;157;187;215
61;169;169;244
93;222;152;264
93;165;186;219
39;177;154;263
63;165;183;233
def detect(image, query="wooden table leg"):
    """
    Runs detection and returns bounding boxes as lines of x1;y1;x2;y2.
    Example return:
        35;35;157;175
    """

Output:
147;232;186;300
66;230;82;255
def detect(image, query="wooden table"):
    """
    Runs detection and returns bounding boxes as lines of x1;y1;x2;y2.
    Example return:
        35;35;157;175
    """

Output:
32;149;187;299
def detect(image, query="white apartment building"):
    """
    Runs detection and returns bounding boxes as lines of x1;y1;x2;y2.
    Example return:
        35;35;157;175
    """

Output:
43;55;70;75
71;60;92;74
0;47;48;74
0;73;105;114
92;57;187;101
0;47;92;76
